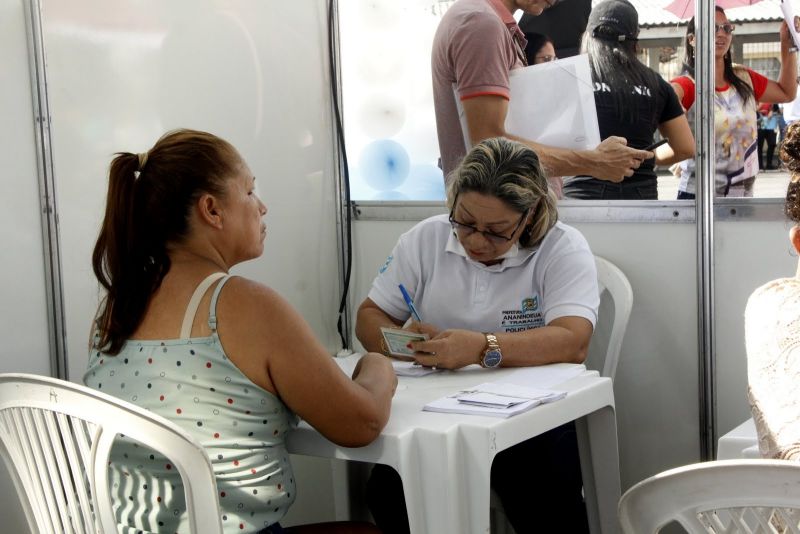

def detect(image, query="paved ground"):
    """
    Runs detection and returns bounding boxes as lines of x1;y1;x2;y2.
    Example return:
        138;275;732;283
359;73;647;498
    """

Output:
657;168;792;200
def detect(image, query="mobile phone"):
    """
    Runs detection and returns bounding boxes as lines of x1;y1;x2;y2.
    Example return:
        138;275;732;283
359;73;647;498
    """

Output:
644;138;668;151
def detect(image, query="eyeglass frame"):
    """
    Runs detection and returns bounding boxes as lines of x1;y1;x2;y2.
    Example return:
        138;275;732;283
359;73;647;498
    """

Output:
448;195;530;246
715;23;735;35
534;54;557;63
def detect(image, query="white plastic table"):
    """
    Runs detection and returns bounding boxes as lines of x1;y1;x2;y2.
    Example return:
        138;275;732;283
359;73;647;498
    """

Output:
286;361;620;534
717;418;761;459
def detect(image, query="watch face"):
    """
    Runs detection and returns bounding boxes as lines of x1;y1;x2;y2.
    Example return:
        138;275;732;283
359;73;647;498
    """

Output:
483;349;502;368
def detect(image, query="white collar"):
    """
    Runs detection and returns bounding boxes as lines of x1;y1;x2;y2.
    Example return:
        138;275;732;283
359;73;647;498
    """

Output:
445;230;538;271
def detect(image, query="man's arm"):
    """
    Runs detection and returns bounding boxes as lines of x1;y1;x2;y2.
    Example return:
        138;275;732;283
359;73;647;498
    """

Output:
461;94;651;182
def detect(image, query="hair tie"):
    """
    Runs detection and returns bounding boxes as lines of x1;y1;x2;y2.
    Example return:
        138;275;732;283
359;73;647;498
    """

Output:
137;152;149;173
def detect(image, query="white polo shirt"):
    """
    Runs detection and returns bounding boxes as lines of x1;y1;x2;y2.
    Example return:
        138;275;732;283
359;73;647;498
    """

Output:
368;214;599;333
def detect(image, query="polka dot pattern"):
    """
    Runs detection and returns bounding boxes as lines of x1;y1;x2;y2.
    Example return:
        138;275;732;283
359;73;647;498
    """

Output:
83;275;296;534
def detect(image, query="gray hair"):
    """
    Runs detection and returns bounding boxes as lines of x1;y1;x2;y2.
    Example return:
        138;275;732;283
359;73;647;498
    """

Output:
446;137;558;247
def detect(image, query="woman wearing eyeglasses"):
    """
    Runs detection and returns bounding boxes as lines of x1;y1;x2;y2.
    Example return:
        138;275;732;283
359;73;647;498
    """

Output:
562;0;695;200
671;6;797;199
356;137;598;534
524;31;557;65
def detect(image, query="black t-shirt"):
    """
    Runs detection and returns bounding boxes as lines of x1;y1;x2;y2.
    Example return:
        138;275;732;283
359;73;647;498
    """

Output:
518;0;590;59
567;75;685;186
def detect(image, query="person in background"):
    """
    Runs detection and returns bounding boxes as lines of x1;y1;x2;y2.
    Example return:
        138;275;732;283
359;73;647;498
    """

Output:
761;103;784;170
779;104;789;147
358;137;599;534
519;0;591;59
524;31;566;198
757;102;772;170
671;6;797;198
562;0;694;200
747;121;800;461
84;129;396;534
431;0;651;182
524;31;557;64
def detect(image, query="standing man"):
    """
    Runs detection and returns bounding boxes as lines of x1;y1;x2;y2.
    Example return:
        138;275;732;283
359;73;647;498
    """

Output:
432;0;651;180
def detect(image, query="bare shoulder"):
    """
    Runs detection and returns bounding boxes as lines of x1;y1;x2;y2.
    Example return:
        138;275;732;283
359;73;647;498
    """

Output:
216;276;311;336
218;276;291;314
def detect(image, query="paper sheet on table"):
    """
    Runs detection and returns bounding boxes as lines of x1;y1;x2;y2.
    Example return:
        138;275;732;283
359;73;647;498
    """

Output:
499;363;586;389
456;54;600;152
423;382;567;418
392;360;440;377
782;0;800;51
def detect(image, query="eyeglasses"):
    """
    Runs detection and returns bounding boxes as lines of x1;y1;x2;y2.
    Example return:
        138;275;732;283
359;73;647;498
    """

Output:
449;204;529;246
534;54;557;63
715;23;735;34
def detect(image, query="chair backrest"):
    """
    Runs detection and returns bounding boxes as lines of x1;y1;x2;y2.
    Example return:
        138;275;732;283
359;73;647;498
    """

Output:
0;373;223;534
588;256;633;380
619;459;800;533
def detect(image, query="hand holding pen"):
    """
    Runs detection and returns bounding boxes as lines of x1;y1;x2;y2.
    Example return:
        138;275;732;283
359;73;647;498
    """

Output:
398;284;422;323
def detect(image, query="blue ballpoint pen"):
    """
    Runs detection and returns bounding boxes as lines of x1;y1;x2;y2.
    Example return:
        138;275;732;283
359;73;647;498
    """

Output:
398;284;422;323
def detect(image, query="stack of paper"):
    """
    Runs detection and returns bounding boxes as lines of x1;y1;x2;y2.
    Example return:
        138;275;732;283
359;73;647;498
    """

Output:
423;382;566;418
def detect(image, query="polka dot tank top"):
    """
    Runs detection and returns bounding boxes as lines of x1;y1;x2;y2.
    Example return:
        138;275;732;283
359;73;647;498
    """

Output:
83;274;296;534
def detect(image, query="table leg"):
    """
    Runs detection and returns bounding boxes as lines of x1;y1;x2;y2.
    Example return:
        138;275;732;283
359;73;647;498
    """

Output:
577;404;621;534
395;427;493;534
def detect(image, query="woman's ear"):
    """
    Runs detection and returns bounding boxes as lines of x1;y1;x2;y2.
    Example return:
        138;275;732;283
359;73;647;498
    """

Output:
790;225;800;255
197;193;224;229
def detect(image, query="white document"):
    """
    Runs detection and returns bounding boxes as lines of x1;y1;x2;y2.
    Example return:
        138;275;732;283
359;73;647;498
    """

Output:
505;54;600;151
423;382;567;418
782;0;800;52
392;360;440;377
456;54;600;152
498;363;586;389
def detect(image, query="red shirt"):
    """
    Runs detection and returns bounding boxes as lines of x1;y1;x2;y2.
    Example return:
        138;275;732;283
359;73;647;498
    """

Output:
671;68;768;110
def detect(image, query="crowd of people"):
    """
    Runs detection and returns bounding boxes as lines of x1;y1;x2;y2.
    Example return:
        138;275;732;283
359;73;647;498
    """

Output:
80;1;800;533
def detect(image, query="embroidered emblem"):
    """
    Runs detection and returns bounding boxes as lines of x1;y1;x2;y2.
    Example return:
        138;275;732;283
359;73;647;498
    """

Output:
378;255;393;274
521;296;538;312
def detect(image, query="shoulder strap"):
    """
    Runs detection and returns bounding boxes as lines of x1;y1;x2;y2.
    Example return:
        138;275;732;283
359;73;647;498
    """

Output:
207;275;234;333
179;272;227;339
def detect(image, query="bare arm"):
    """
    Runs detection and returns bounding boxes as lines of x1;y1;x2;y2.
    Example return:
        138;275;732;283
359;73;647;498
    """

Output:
219;279;397;447
760;22;798;104
355;298;442;361
655;114;695;167
461;94;652;182
409;316;594;370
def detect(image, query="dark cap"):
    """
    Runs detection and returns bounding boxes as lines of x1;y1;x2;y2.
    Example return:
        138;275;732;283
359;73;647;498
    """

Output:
587;0;639;42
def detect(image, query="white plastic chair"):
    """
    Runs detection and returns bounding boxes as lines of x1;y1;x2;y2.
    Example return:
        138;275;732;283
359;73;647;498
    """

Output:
491;256;633;533
591;256;633;381
619;459;800;533
0;373;223;534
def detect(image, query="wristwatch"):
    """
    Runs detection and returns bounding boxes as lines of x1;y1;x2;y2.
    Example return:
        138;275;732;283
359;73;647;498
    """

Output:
480;333;502;368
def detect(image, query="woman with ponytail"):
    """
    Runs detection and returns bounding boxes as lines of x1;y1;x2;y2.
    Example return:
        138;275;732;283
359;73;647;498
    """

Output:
85;129;396;534
671;6;797;198
563;0;695;200
356;137;599;533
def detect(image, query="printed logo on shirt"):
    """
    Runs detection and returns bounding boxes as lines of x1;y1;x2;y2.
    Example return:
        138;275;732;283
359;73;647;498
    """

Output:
593;82;652;97
500;295;545;332
378;255;393;274
521;297;538;312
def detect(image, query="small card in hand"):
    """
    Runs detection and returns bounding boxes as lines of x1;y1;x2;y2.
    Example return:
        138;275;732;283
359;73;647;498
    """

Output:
380;327;428;357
